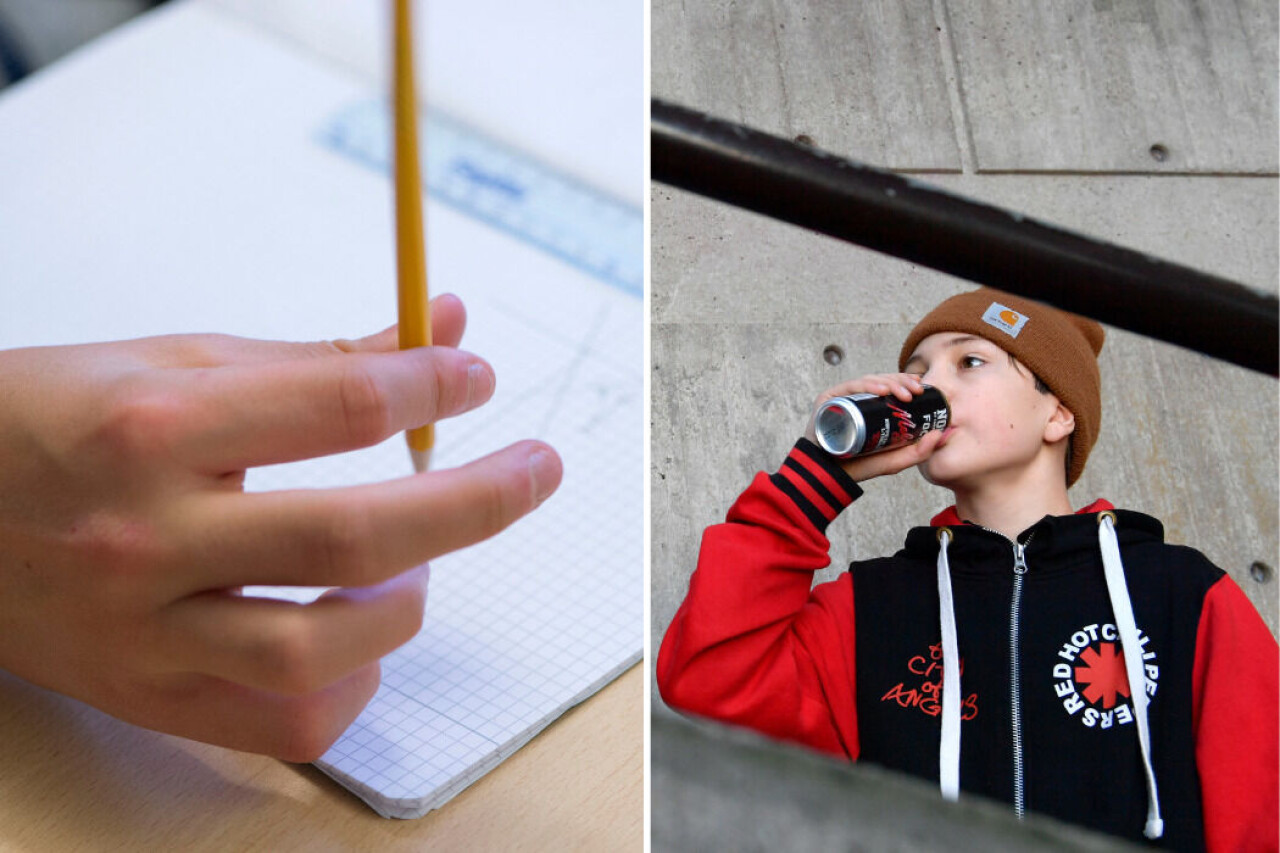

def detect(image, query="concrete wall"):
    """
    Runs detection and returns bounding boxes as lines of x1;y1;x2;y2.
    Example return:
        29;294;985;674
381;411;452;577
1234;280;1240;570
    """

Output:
653;0;1278;657
652;0;1278;842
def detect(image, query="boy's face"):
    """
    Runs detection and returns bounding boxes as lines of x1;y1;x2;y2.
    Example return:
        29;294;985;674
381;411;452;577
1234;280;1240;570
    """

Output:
903;332;1071;490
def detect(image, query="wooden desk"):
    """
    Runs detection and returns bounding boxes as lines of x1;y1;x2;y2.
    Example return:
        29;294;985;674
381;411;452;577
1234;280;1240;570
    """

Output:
0;664;641;850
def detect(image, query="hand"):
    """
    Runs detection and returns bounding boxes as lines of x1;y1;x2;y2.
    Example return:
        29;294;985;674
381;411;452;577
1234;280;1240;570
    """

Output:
0;294;562;761
804;372;949;483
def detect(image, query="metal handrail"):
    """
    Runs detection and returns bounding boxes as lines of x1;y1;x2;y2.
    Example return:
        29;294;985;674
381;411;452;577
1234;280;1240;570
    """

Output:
652;99;1278;377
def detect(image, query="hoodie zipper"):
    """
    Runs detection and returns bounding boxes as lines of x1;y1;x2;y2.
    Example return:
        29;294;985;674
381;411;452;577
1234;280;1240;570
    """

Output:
1009;538;1031;819
971;524;1034;819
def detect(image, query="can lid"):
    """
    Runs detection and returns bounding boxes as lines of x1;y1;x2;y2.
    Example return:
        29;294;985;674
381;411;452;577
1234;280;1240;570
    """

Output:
814;397;865;457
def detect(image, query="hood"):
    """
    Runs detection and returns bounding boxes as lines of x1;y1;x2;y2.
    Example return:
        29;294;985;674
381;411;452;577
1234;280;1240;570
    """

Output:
900;501;1166;573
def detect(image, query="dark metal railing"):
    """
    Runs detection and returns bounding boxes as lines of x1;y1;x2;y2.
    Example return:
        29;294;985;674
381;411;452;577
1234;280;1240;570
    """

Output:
652;99;1278;377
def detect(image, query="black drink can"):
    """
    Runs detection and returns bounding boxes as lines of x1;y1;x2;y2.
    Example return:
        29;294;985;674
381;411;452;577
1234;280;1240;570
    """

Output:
813;387;950;458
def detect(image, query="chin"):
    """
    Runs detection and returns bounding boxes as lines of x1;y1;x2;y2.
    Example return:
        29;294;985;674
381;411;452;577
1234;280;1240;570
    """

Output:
917;459;952;488
917;452;975;490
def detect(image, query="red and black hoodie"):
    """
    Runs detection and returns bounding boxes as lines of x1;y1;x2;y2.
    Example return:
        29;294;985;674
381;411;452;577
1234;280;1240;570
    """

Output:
657;439;1278;851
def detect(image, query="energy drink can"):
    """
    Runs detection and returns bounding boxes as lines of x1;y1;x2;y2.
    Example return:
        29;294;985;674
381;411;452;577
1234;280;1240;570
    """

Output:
813;387;950;458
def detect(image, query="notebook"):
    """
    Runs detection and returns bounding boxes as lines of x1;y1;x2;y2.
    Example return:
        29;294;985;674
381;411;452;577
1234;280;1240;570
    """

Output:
0;0;642;819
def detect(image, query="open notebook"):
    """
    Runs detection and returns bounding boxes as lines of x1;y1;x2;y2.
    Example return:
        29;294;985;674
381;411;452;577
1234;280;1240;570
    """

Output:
0;0;641;819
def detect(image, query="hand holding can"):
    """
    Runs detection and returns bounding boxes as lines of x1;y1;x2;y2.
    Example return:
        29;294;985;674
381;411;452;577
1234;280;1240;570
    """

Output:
803;374;952;483
813;386;950;458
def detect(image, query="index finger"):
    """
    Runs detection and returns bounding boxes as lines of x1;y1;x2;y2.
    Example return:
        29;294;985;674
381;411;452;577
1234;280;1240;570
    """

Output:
816;373;924;406
164;345;496;473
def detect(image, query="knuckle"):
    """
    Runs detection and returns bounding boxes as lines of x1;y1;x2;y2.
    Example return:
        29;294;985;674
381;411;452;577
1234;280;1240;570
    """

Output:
478;477;520;539
275;698;340;763
405;600;426;640
273;666;378;763
173;333;239;365
316;502;377;584
418;353;446;416
260;617;322;696
93;381;187;461
305;338;348;356
336;364;393;447
67;511;166;580
395;582;427;641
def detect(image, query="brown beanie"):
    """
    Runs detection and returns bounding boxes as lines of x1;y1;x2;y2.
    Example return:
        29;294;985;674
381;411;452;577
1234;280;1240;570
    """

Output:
898;288;1105;486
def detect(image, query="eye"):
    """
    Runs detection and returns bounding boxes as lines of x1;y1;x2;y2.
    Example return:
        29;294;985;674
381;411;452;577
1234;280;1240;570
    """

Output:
960;354;986;369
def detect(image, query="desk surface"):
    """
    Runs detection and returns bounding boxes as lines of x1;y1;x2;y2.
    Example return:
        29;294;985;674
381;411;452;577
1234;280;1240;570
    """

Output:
0;664;641;850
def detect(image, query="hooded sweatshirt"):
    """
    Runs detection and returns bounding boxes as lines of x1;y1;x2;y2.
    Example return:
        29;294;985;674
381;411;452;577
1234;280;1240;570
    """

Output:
657;439;1279;851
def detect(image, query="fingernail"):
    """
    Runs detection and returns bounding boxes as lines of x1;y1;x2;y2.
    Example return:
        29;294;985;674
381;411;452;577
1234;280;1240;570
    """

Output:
467;362;495;406
528;448;561;505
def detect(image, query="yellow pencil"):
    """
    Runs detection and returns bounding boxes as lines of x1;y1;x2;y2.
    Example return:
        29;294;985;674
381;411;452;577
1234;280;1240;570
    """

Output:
393;0;431;473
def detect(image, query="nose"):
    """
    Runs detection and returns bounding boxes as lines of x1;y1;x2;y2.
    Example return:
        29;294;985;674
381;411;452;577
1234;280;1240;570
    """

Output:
919;369;954;403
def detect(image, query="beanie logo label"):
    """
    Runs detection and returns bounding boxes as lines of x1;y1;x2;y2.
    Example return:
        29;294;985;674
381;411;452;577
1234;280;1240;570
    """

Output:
981;302;1028;339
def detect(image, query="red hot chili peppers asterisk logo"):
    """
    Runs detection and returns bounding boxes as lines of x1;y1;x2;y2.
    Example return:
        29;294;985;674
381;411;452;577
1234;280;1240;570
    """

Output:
1074;642;1129;708
1052;623;1158;729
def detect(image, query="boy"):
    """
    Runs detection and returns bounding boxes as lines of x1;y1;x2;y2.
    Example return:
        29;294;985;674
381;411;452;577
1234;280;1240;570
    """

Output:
657;287;1278;850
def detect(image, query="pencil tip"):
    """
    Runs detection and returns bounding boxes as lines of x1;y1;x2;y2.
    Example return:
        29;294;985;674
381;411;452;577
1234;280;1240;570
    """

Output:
410;448;431;474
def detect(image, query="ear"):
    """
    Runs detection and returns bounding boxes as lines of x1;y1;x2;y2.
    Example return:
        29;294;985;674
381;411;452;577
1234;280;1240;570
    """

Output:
1043;401;1075;445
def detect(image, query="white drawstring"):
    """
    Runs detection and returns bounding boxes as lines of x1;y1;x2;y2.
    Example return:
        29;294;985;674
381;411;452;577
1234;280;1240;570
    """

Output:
936;527;961;801
1098;512;1164;840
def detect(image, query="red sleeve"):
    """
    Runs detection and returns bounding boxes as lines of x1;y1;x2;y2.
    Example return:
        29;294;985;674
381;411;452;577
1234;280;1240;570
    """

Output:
656;440;863;760
1193;575;1279;853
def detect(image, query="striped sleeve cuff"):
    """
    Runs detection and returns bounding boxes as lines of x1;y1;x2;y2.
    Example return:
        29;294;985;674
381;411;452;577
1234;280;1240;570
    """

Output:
768;438;864;533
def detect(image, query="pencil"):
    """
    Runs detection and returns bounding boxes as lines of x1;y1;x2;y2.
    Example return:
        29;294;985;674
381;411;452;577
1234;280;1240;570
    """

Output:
393;0;432;473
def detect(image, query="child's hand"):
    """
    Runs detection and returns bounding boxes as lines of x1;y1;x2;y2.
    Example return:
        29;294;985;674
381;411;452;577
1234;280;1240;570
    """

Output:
0;294;562;761
804;373;949;483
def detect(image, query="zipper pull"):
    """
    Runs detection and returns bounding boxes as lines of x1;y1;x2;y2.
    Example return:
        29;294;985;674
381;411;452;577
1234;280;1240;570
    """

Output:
1012;542;1028;575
